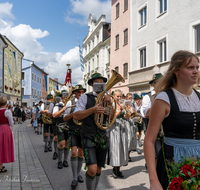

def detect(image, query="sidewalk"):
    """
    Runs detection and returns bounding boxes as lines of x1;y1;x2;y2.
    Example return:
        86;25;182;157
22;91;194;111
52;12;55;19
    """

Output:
0;120;53;190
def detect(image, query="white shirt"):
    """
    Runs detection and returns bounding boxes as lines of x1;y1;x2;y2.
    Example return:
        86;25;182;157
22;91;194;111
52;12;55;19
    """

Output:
0;108;13;127
48;102;55;114
141;90;155;116
39;103;44;114
154;88;200;117
74;91;98;113
53;102;64;114
63;98;78;118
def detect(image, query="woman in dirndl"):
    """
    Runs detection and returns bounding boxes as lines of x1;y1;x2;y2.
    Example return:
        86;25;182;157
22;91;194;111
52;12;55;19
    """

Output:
0;97;15;173
144;50;200;189
108;89;128;178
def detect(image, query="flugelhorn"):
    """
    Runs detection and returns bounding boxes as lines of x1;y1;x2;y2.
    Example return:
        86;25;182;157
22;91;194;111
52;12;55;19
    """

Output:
95;70;125;130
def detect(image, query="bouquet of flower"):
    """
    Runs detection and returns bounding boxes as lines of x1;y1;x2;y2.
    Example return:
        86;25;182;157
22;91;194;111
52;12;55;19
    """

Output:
168;157;200;190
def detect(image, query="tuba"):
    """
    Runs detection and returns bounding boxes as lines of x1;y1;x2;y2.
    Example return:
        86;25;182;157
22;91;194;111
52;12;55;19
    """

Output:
95;70;125;130
42;90;59;124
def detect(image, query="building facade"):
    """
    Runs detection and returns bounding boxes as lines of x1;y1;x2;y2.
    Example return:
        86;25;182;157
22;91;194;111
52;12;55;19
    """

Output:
82;14;111;92
22;59;42;107
129;0;200;94
3;36;23;105
48;78;53;94
0;34;7;97
110;0;130;95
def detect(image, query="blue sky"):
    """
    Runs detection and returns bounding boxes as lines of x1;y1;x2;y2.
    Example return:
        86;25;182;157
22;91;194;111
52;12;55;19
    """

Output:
0;0;111;85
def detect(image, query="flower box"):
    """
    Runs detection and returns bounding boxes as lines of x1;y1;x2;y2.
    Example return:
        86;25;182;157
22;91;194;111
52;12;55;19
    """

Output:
18;90;20;93
9;87;13;90
14;89;17;92
5;85;8;90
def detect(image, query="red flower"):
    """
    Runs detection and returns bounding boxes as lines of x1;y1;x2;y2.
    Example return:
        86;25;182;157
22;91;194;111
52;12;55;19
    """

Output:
181;164;196;178
5;85;8;89
169;176;184;190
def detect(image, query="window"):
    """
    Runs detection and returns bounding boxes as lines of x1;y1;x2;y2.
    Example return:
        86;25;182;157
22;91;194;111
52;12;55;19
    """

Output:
34;89;36;96
159;0;167;14
124;0;128;11
115;66;119;73
124;29;128;45
158;39;167;62
43;79;44;87
88;62;90;73
140;48;146;68
139;7;147;27
38;76;39;83
116;3;120;18
0;78;2;90
88;43;90;52
38;90;39;97
97;55;99;68
40;78;41;84
35;74;36;81
97;35;99;43
92;39;94;48
5;77;7;86
92;58;94;70
22;72;25;80
9;79;12;88
22;88;24;95
32;73;34;80
116;35;119;49
18;62;20;73
4;53;7;65
195;24;200;53
123;63;128;79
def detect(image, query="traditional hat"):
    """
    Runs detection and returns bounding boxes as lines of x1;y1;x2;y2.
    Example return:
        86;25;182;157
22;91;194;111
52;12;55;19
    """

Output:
39;101;43;104
149;73;163;84
47;94;53;99
134;94;141;99
88;73;107;86
56;92;62;97
72;84;86;94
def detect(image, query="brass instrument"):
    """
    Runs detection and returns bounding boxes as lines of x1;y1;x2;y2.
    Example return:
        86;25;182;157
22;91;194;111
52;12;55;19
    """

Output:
42;90;58;124
125;106;138;119
95;70;125;130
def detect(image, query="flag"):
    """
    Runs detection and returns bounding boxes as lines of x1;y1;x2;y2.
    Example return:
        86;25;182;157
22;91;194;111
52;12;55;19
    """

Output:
65;69;72;85
78;40;84;72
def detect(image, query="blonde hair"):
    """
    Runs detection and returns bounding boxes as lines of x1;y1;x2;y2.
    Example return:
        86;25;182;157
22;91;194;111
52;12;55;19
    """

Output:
126;93;132;99
0;97;7;107
113;89;122;96
155;50;199;94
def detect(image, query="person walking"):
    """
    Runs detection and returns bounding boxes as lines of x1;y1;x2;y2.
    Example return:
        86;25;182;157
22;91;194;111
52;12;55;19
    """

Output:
0;97;15;173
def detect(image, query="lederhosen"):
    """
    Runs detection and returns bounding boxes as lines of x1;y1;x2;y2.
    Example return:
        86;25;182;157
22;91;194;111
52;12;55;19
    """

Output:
67;99;82;148
157;89;200;189
55;103;69;142
51;102;57;136
43;101;53;134
37;106;43;125
81;92;108;167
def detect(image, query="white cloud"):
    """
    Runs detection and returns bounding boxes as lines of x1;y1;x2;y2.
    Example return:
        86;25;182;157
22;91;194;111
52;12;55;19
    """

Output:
0;2;83;86
65;0;111;25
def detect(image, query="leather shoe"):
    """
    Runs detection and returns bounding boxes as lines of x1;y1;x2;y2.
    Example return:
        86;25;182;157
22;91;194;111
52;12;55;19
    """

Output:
118;171;124;178
57;161;63;169
71;180;78;188
63;160;68;167
52;152;58;160
44;146;48;152
48;146;52;152
136;149;142;154
77;175;84;183
128;156;132;162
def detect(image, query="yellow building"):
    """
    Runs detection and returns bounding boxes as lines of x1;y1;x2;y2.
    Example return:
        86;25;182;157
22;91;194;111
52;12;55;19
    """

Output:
3;36;24;105
48;78;53;94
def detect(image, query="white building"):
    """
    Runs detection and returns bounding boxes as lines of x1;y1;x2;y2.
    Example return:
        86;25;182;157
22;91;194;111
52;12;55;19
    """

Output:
129;0;200;94
82;14;111;92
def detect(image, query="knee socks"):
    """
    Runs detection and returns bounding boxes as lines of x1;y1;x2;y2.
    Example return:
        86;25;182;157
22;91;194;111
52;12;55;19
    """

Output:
71;157;77;180
85;172;95;190
94;173;101;190
54;141;57;153
77;157;83;176
50;136;54;146
58;148;64;162
63;147;69;161
44;136;48;146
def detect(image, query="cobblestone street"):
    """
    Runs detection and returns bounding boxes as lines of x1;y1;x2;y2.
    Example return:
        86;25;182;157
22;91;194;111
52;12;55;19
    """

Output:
0;120;150;190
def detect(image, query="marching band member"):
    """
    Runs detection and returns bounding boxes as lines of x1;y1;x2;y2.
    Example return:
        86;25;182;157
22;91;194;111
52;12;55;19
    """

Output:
40;94;54;152
74;73;112;190
48;93;58;160
108;89;128;179
53;91;69;169
37;101;44;135
63;85;86;189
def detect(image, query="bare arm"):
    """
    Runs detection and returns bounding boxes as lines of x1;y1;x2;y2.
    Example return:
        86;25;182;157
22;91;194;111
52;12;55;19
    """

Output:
53;107;65;118
144;99;169;189
63;112;73;121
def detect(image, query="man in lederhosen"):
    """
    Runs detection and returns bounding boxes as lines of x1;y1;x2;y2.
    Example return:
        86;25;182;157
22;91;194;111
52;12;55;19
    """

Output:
53;91;70;169
48;94;59;160
63;84;86;189
40;94;54;152
37;101;44;135
74;73;112;190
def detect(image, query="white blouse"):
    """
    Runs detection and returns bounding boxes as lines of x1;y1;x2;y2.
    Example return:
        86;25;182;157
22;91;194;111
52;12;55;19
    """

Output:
0;108;14;127
155;88;200;117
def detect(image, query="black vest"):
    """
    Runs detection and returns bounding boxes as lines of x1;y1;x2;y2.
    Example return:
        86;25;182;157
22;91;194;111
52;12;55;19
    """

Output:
81;92;106;137
67;99;80;131
55;102;65;126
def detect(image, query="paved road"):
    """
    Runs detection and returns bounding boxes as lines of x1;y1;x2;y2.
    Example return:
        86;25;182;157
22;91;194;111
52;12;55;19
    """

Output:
0;120;150;190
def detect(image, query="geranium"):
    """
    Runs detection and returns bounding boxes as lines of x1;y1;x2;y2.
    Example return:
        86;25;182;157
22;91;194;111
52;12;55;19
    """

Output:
167;157;200;190
5;85;8;89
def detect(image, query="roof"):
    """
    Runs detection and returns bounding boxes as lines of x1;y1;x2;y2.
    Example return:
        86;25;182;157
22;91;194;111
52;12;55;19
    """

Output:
0;33;8;47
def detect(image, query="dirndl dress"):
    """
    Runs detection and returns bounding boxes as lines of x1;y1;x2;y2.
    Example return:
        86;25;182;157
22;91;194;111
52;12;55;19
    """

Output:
0;109;15;163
